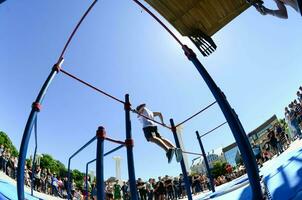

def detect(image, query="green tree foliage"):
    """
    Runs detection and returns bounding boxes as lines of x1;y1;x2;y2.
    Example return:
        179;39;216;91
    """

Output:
1;130;87;189
40;154;67;177
0;131;19;157
72;169;85;189
211;161;227;178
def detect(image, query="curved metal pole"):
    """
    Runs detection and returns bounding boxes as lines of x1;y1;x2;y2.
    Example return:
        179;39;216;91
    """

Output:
67;136;97;200
170;119;193;200
196;131;215;193
17;1;98;199
31;117;38;196
17;59;63;200
85;144;124;200
182;45;263;200
131;2;262;198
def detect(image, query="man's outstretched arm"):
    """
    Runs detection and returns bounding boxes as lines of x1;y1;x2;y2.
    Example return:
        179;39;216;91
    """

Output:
257;0;288;19
153;112;165;124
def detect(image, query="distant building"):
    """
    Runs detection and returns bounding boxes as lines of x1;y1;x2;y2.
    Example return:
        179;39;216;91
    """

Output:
190;147;225;174
248;115;279;145
223;115;279;166
223;143;240;167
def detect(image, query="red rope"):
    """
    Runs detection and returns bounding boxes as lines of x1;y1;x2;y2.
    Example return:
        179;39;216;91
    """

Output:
176;101;217;127
131;109;171;130
60;69;125;105
58;0;98;61
105;137;126;145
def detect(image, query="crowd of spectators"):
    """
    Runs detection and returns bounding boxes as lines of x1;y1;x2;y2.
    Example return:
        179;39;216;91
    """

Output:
285;86;302;140
1;86;302;200
0;145;18;180
93;173;212;200
250;86;302;167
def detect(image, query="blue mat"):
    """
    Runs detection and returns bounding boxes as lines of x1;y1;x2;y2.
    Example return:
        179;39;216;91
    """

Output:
0;180;41;200
196;147;302;200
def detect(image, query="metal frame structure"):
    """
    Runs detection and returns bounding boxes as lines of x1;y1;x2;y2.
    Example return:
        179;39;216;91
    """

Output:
17;0;264;199
85;144;124;200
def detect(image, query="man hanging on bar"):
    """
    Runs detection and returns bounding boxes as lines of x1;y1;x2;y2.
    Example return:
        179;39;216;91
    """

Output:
136;103;182;163
256;0;302;18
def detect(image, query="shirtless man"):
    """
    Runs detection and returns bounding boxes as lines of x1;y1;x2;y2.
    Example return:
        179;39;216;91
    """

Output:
257;0;302;18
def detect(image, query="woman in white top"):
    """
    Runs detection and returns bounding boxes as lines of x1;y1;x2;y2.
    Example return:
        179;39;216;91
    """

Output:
136;104;182;163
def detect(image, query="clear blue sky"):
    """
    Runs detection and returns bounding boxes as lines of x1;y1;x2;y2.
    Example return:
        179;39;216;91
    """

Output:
0;0;301;180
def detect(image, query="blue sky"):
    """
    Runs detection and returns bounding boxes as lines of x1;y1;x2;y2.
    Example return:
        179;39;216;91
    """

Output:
0;0;301;180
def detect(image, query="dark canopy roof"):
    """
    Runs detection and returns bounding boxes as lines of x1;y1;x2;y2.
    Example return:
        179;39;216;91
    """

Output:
144;0;251;37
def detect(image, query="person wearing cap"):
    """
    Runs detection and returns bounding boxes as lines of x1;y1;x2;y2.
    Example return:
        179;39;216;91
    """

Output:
256;0;302;19
136;103;182;163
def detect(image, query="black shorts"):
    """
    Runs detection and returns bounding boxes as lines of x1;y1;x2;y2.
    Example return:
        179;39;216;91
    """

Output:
143;126;161;141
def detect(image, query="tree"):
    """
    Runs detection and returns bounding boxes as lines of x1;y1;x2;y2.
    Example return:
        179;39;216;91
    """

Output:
210;161;227;178
40;154;67;177
0;131;18;157
72;169;85;189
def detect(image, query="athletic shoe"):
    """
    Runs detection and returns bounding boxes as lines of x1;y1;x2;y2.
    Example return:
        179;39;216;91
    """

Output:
166;148;175;163
175;148;183;162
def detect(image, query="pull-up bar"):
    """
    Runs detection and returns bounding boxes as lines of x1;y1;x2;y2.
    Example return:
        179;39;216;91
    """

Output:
130;108;171;129
176;101;217;127
85;144;124;200
199;122;228;138
60;68;125;105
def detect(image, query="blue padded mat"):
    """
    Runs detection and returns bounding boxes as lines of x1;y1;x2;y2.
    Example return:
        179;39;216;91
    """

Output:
0;180;41;200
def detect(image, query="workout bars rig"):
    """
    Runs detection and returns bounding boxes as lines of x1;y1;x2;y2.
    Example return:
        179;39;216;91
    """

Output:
133;1;263;199
17;0;263;199
64;95;137;200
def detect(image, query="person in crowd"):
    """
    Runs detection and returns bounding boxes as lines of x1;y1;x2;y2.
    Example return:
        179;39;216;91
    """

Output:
52;173;59;197
154;176;165;200
289;103;302;138
252;143;263;166
178;174;186;198
146;178;154;200
137;178;147;200
90;183;97;200
135;103;182;163
113;180;121;200
256;0;302;19
275;124;285;155
164;175;174;200
34;166;42;192
0;145;4;171
121;181;129;200
173;177;180;199
297;91;302;103
267;129;278;155
105;182;114;200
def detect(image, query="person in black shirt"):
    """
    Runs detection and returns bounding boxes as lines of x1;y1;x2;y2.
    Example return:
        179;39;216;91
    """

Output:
137;178;147;200
164;175;174;200
121;181;129;200
154;177;165;200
